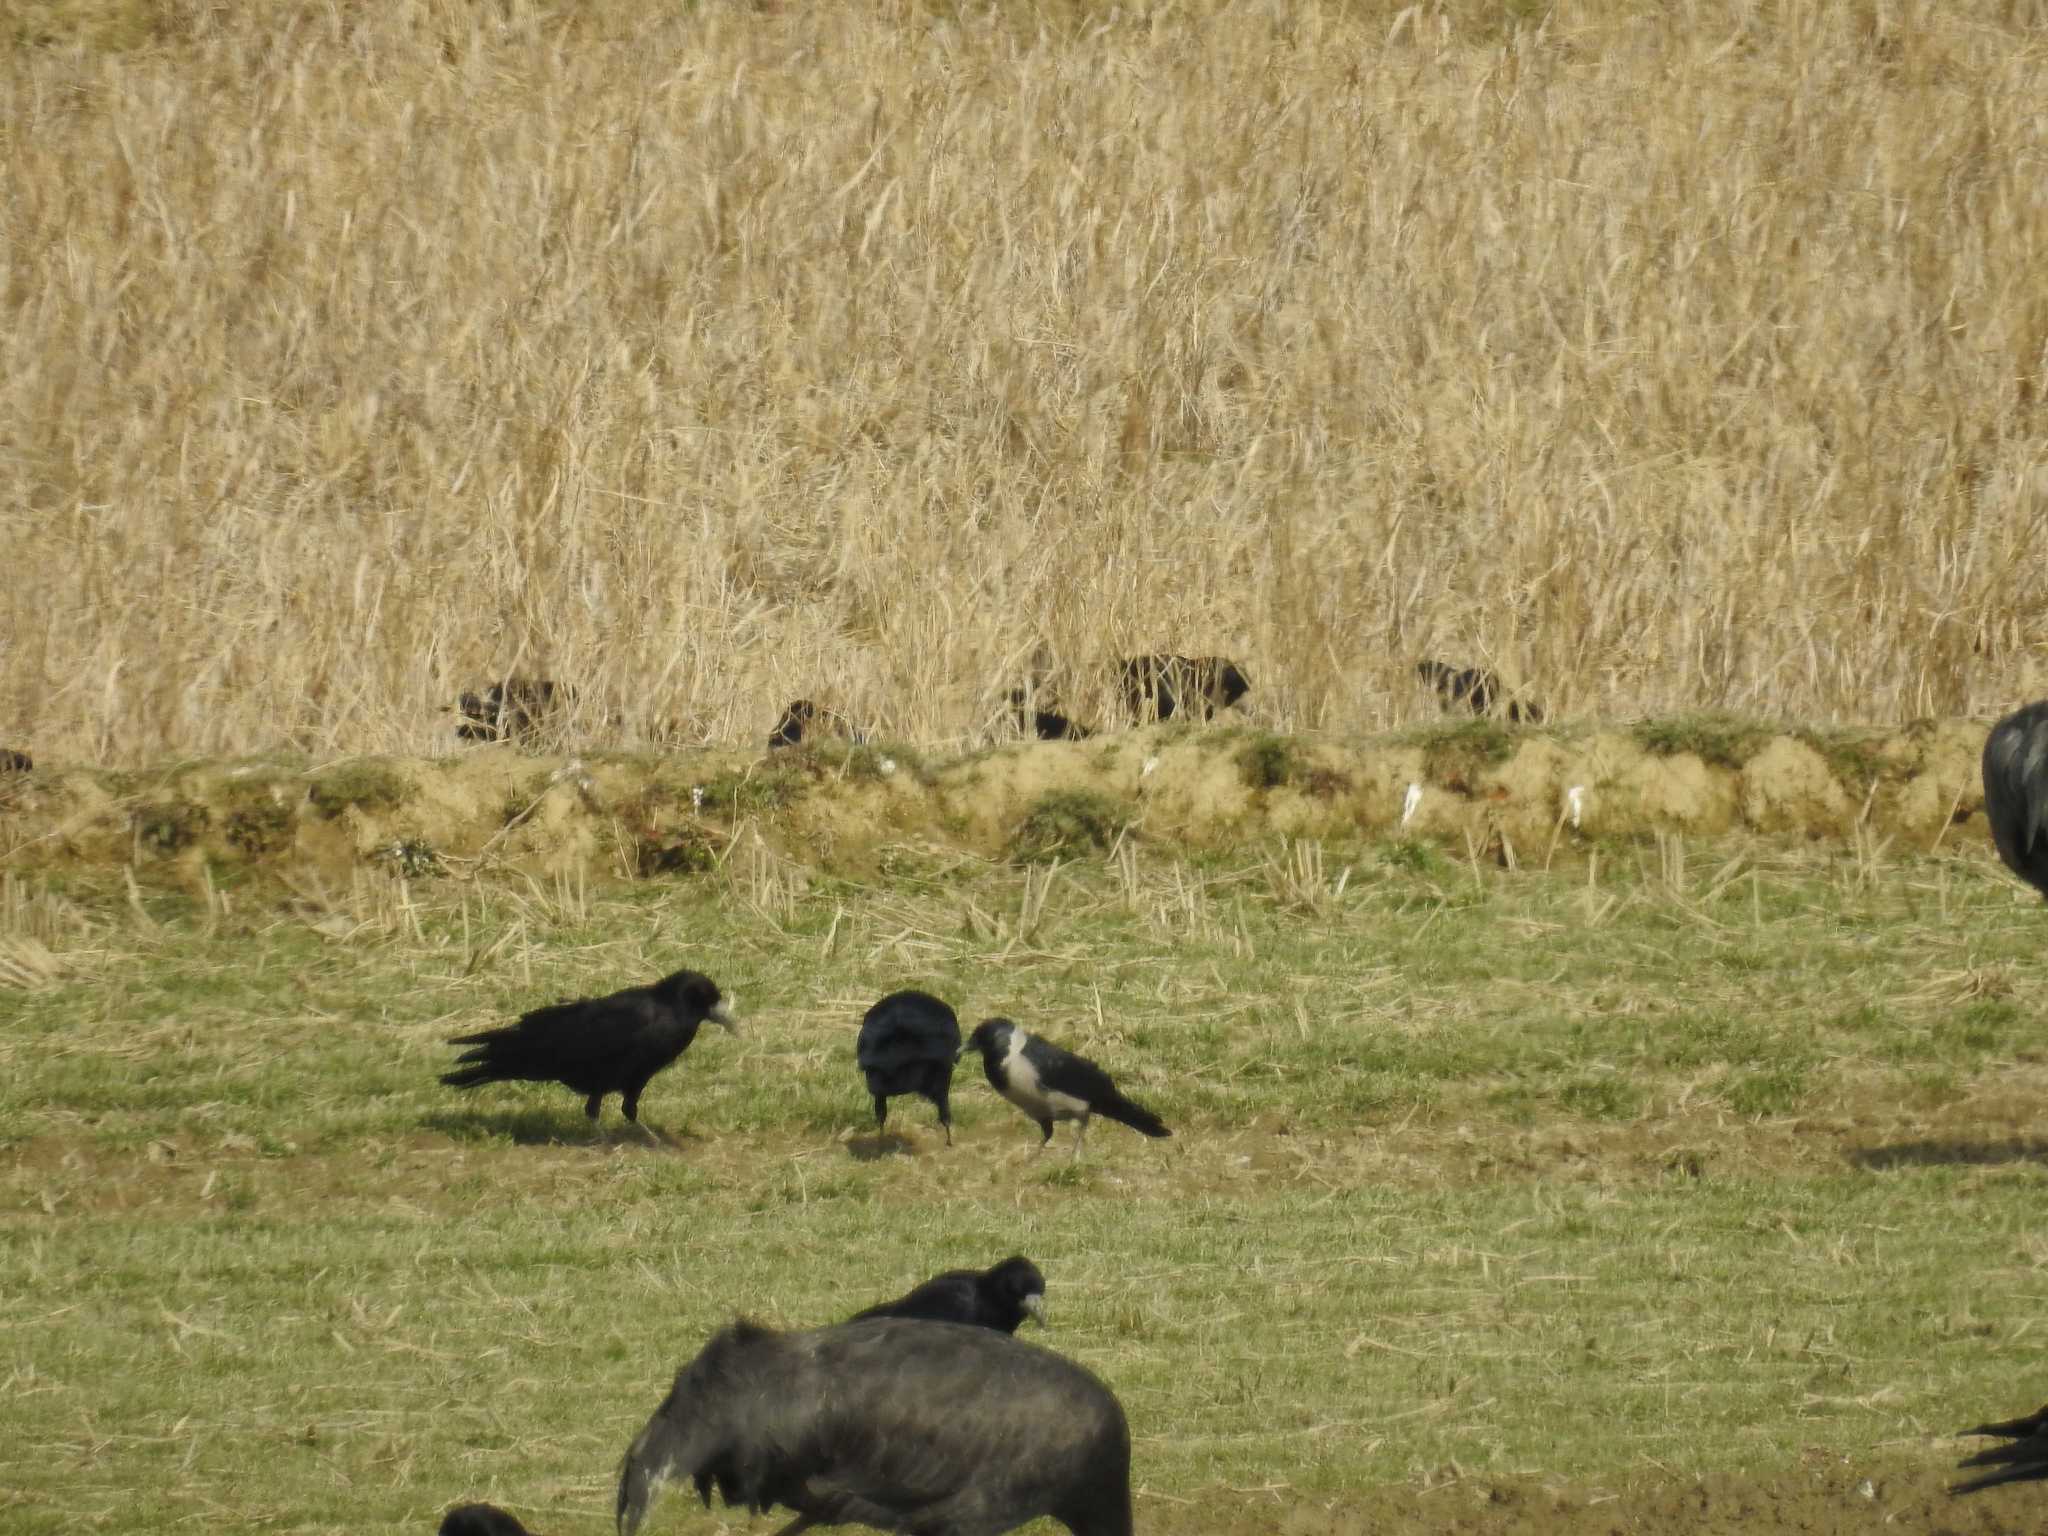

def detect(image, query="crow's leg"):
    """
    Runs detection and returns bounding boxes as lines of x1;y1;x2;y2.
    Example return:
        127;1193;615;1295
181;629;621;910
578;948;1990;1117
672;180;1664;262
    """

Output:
620;1087;665;1146
1033;1119;1055;1156
873;1096;889;1135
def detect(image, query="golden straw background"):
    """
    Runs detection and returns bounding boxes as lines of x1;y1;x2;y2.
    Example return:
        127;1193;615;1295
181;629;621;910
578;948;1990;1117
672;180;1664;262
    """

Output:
4;0;2047;764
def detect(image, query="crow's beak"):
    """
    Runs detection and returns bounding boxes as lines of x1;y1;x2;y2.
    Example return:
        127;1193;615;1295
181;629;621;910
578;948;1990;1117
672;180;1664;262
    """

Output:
1021;1292;1047;1327
710;998;741;1036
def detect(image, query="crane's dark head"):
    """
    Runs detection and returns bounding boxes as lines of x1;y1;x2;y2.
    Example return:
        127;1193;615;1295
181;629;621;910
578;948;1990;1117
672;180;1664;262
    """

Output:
655;970;741;1037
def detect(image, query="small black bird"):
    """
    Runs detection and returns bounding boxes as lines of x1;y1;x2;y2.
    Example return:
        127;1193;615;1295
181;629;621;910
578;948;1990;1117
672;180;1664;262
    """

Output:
453;677;573;744
1118;654;1250;724
1984;701;2048;899
857;990;964;1144
1009;688;1093;742
850;1256;1048;1333
440;969;738;1142
964;1018;1171;1158
1953;1400;2048;1494
440;1504;537;1536
1416;659;1543;724
768;699;866;751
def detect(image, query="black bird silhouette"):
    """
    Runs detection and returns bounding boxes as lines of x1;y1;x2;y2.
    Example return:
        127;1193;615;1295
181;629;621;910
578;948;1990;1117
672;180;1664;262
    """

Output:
1009;688;1093;741
1118;654;1249;724
440;1504;537;1536
1416;660;1543;723
964;1018;1170;1158
616;1317;1133;1536
856;990;963;1144
850;1256;1047;1333
768;699;866;750
1953;1400;2048;1493
1984;701;2048;898
453;677;574;744
440;969;738;1142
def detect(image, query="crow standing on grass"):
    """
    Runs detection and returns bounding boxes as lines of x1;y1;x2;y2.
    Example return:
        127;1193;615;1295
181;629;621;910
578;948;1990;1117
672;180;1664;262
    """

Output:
1952;1399;2048;1493
856;990;963;1144
965;1018;1170;1158
439;969;738;1142
615;1317;1133;1536
1983;700;2048;899
850;1256;1048;1333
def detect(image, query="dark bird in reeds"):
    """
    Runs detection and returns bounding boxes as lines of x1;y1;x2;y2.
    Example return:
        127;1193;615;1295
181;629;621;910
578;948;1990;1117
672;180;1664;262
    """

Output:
1118;654;1249;724
1953;1400;2048;1494
768;699;866;751
0;747;32;772
1984;701;2048;899
439;969;738;1142
964;1018;1170;1158
453;677;574;744
856;989;963;1145
1009;687;1093;741
849;1256;1047;1333
1416;659;1543;724
615;1317;1132;1536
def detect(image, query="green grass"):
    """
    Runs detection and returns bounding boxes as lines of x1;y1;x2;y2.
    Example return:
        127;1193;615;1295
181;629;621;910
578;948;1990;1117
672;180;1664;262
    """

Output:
3;836;2047;1532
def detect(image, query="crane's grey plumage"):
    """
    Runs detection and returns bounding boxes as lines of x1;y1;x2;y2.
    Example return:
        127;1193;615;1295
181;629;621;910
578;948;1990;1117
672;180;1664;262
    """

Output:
1984;701;2048;898
440;969;738;1142
1953;1400;2048;1494
856;990;963;1144
849;1256;1047;1333
964;1018;1170;1159
440;1504;538;1536
616;1317;1132;1536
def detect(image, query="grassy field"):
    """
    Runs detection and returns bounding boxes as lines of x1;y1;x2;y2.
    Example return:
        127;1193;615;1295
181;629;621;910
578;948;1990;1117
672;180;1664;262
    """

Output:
5;822;2048;1533
5;0;2048;761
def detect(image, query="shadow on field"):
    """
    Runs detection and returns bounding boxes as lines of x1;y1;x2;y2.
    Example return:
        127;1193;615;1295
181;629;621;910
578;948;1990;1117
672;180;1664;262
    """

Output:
1848;1137;2048;1171
422;1107;699;1150
845;1131;929;1161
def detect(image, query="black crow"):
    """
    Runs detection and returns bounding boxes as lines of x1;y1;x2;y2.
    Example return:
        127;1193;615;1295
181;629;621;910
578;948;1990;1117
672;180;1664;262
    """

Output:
1009;688;1093;742
768;699;866;750
849;1256;1047;1333
964;1018;1170;1158
0;748;29;773
1416;659;1543;724
1118;654;1250;724
1984;701;2048;898
440;969;738;1142
454;677;574;744
440;1504;537;1536
856;990;963;1144
616;1317;1132;1536
1953;1400;2048;1493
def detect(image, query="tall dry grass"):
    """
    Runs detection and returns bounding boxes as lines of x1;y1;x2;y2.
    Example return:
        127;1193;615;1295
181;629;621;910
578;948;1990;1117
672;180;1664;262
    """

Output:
3;0;2047;763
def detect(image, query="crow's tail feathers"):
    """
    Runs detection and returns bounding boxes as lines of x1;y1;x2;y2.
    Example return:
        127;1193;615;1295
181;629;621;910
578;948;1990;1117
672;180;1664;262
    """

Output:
1952;1409;2048;1496
1100;1092;1171;1139
439;1064;500;1090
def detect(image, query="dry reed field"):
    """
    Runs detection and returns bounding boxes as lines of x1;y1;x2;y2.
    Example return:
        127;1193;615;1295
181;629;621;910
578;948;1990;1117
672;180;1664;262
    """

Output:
5;0;2048;763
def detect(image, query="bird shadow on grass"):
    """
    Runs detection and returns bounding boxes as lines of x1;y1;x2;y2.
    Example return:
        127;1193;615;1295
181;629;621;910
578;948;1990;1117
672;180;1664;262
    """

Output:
1847;1137;2048;1171
845;1132;923;1162
422;1108;700;1151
